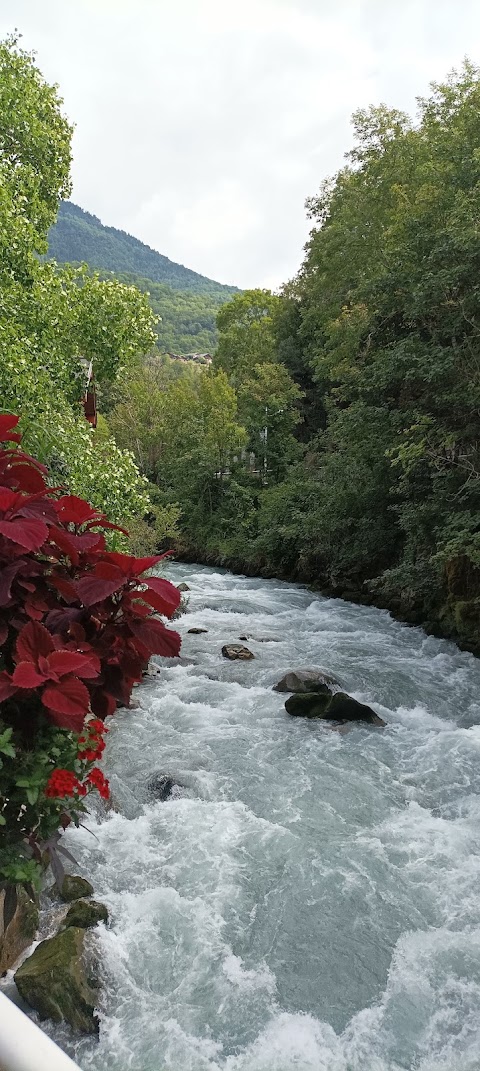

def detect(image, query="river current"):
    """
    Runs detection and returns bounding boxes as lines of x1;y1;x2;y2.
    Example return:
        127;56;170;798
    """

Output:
49;564;480;1069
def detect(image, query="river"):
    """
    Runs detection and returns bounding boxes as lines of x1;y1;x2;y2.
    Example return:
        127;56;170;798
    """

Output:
50;563;480;1070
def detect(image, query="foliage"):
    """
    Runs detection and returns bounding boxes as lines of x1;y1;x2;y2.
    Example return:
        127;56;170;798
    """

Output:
215;289;281;381
105;271;230;355
0;416;181;883
126;63;480;654
0;35;156;536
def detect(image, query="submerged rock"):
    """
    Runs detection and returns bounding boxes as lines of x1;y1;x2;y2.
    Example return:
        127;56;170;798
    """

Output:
147;773;177;800
187;627;208;634
222;644;255;661
177;582;190;592
0;883;39;974
64;900;109;930
285;691;386;726
15;926;99;1033
274;668;341;693
60;875;94;903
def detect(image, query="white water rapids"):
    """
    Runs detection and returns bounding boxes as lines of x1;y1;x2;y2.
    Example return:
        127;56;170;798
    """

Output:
42;565;480;1068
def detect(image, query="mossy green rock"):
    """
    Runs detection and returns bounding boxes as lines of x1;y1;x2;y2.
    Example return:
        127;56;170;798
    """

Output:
15;926;98;1033
64;899;108;929
0;883;39;973
60;874;94;902
285;691;386;726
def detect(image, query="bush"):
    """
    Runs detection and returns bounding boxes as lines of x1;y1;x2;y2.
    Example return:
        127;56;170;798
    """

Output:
0;414;181;884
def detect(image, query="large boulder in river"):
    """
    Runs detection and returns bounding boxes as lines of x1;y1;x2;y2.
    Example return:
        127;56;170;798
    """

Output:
177;582;190;592
274;668;341;693
60;875;94;902
15;926;99;1033
285;691;386;726
222;644;255;661
64;900;109;930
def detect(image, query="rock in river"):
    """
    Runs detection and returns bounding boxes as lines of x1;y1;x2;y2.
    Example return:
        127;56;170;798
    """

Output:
285;691;386;725
15;926;99;1033
222;644;255;661
60;875;94;902
274;668;341;693
63;899;109;930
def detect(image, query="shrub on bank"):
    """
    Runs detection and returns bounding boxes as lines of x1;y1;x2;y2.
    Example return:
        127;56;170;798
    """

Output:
0;414;181;885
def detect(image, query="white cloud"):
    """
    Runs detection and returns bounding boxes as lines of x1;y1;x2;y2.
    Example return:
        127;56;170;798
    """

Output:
1;0;480;287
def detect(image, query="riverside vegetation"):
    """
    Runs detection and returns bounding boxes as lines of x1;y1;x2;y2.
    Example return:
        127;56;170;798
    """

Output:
104;63;480;657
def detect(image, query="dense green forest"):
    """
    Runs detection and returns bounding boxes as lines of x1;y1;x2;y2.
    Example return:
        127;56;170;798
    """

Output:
48;201;239;297
107;63;480;655
104;272;225;355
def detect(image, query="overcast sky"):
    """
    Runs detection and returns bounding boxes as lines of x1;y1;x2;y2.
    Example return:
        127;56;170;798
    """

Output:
1;0;480;288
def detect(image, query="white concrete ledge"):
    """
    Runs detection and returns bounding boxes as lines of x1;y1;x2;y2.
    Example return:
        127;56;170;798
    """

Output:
0;990;83;1071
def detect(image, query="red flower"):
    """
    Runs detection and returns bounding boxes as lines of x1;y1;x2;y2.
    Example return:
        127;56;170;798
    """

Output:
45;769;87;798
86;767;110;799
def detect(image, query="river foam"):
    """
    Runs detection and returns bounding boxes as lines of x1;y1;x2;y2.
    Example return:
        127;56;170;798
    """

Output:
43;565;480;1070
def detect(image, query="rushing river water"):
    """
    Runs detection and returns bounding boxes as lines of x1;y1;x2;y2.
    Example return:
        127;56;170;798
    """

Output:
45;564;480;1069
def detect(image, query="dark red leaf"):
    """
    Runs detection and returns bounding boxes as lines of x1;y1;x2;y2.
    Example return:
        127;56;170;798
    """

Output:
41;676;90;721
47;650;100;679
12;662;47;688
16;620;55;662
0;488;20;513
0;561;24;606
92;562;125;580
0;518;48;551
143;577;181;618
75;575;125;607
85;518;129;535
48;575;80;604
103;552;163;577
129;617;181;657
0;414;21;443
54;495;101;526
0;673;17;702
8;464;47;492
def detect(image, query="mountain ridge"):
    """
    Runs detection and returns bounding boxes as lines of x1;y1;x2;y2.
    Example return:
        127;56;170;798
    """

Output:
48;201;239;298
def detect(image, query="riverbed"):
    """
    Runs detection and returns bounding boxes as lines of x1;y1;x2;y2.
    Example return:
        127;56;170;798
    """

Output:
51;564;480;1070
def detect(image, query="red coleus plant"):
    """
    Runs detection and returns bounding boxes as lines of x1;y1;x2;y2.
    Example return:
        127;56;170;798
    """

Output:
0;415;181;732
0;415;183;884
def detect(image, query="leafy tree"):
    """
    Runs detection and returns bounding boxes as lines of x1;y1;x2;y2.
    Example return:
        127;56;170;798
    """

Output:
0;35;156;531
215;289;282;381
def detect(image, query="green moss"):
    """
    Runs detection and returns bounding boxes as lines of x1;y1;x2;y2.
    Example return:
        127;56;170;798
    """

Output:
15;926;98;1034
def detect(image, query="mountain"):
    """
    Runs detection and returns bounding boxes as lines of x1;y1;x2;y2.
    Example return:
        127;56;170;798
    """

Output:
48;201;239;298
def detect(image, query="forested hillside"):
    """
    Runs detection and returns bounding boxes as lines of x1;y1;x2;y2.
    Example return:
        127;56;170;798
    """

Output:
48;201;239;297
48;203;238;353
108;63;480;656
109;272;226;355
